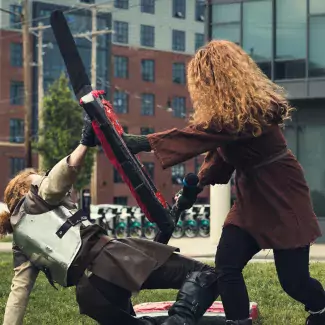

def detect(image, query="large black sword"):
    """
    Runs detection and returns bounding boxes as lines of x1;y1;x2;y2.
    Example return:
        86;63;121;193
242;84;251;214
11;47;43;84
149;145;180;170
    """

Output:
50;10;176;239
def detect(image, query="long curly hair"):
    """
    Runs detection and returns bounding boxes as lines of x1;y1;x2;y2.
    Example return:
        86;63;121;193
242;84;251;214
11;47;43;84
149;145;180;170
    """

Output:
187;40;295;136
0;169;38;236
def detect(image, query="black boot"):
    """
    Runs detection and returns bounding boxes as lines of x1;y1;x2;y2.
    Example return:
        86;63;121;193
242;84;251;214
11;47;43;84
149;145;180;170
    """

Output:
226;319;252;325
161;270;218;325
138;316;158;324
306;312;325;325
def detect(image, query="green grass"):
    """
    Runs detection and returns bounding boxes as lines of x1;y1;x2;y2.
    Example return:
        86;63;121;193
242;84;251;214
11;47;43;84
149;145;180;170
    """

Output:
0;253;324;324
0;236;12;243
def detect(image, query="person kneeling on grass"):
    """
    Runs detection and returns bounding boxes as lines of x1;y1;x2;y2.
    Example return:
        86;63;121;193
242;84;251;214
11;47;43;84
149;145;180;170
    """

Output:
0;114;218;325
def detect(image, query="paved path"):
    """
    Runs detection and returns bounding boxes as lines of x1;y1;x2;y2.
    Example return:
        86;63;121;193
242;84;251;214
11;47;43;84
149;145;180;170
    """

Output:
1;237;325;261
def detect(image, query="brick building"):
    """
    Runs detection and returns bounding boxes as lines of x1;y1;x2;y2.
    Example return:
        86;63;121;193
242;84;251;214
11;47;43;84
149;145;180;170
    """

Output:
0;0;209;205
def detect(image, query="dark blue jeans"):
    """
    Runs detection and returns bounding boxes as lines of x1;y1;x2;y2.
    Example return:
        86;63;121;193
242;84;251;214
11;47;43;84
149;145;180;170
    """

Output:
215;224;325;320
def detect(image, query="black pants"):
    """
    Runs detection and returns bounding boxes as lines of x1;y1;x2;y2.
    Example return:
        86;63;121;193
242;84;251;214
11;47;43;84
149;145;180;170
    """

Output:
76;253;214;324
215;224;325;321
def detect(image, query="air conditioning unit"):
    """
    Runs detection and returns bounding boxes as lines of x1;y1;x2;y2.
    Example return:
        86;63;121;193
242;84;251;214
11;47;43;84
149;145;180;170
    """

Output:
175;11;183;18
199;15;205;22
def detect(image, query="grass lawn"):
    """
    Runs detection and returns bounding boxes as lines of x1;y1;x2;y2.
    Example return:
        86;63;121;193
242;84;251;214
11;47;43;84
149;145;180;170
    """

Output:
0;253;324;325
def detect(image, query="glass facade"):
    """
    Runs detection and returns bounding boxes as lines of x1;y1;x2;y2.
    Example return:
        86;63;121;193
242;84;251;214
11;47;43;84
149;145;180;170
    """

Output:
209;1;325;227
209;0;325;81
32;2;111;136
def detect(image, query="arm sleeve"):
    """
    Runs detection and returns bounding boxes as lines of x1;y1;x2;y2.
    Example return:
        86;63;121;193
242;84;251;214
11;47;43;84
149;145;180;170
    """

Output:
38;156;81;205
198;149;235;186
3;248;40;325
147;125;244;169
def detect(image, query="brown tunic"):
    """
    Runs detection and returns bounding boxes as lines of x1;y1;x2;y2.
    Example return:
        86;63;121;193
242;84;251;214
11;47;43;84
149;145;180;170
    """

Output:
148;124;321;249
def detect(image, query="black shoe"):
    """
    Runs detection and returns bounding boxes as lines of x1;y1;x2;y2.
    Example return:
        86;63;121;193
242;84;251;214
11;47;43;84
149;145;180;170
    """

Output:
161;270;218;325
306;313;325;325
226;319;253;325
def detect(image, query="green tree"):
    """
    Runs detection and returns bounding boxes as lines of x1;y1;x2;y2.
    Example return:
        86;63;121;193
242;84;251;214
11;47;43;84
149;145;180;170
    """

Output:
33;73;95;192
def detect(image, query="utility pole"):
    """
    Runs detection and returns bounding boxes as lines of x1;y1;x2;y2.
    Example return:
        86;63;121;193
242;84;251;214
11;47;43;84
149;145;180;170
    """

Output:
75;3;112;205
91;6;98;205
22;0;33;167
37;22;44;170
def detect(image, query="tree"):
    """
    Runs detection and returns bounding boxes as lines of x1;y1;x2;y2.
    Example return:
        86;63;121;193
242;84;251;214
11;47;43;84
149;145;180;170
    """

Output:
33;73;95;192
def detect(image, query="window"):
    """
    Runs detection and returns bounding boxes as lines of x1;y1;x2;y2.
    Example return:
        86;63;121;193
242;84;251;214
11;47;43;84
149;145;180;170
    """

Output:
141;93;155;116
10;43;22;67
10;158;25;178
143;162;155;180
172;63;186;84
194;157;202;174
113;168;124;183
140;127;155;135
141;59;155;82
114;0;128;9
114;56;128;78
173;0;186;19
309;1;325;77
10;81;24;105
172;30;186;52
195;33;204;51
9;5;22;29
171;164;185;185
243;0;272;79
140;25;155;48
195;0;205;22
113;21;129;44
80;0;95;3
113;196;128;205
275;0;306;79
211;3;241;44
172;97;186;118
113;90;128;114
10;119;24;143
141;0;155;14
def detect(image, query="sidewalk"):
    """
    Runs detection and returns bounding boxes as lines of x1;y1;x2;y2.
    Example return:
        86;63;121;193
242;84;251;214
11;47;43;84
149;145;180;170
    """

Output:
1;237;324;261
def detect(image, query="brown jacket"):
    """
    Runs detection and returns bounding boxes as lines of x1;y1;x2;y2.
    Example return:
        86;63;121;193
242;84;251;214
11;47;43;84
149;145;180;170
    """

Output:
148;124;321;249
3;156;177;324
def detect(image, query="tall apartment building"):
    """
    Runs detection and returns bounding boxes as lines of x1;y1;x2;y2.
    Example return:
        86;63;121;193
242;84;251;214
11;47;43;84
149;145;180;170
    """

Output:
0;0;209;205
208;0;325;241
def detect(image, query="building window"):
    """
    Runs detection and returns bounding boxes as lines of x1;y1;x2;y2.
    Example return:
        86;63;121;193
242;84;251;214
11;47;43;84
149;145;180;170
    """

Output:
113;90;128;114
9;5;22;29
80;0;95;3
195;33;204;51
113;21;129;44
114;168;124;183
10;158;25;178
140;127;154;135
141;59;155;82
275;0;306;80
143;162;155;180
172;97;186;118
141;93;155;116
10;81;24;105
171;164;185;185
309;1;325;77
195;0;205;22
243;0;272;79
113;196;128;205
173;0;186;19
141;0;155;14
211;3;241;45
10;43;23;67
10;119;24;143
172;30;186;52
140;25;155;48
114;56;128;78
114;0;128;9
172;63;186;84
